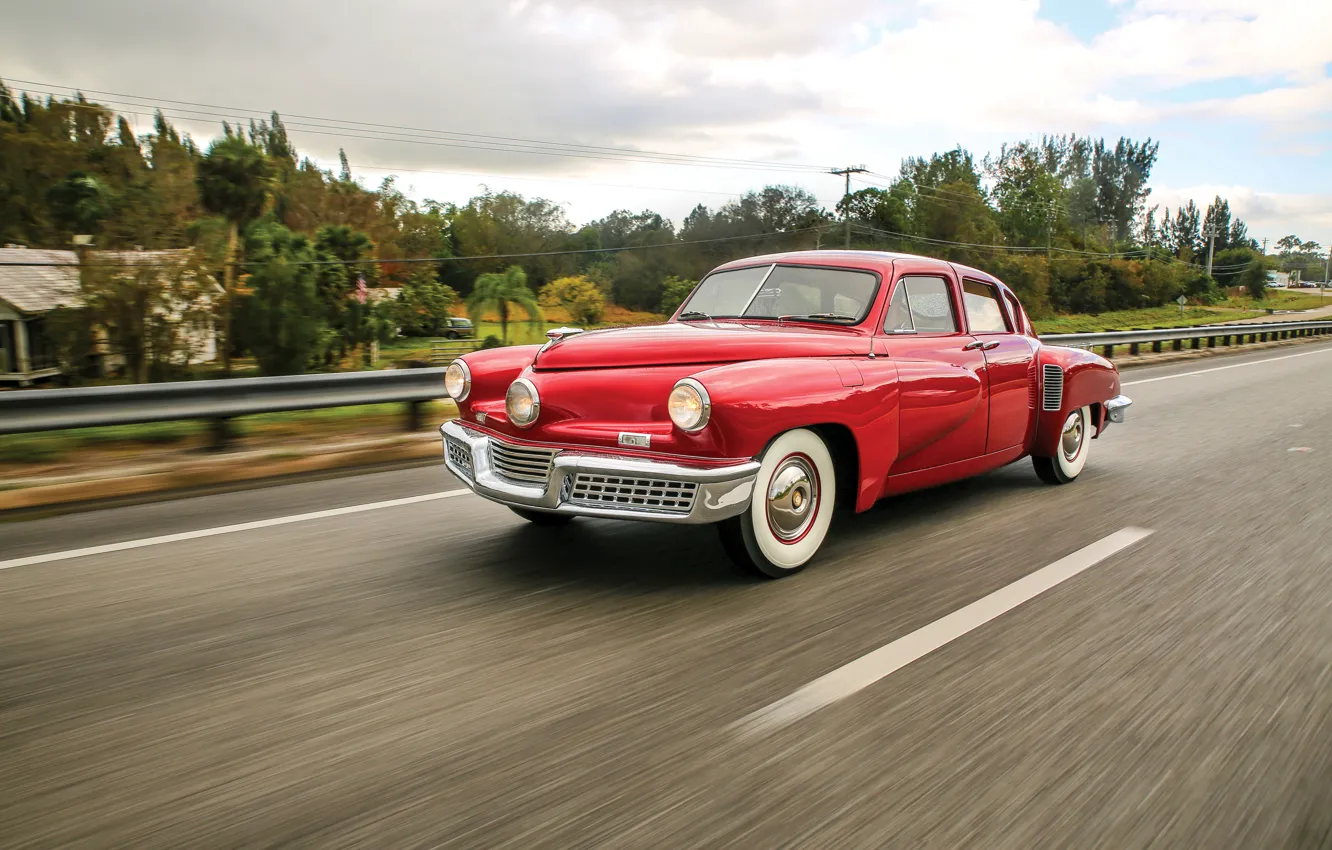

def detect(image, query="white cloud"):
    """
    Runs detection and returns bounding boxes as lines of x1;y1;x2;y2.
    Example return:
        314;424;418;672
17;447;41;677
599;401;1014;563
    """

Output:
1153;185;1332;242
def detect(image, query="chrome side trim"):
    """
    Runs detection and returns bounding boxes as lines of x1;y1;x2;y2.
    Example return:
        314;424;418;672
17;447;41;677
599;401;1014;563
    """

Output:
440;421;758;524
1105;394;1132;424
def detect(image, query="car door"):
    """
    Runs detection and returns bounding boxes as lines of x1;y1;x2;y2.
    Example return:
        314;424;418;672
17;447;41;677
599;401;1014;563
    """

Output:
959;278;1038;453
879;265;989;474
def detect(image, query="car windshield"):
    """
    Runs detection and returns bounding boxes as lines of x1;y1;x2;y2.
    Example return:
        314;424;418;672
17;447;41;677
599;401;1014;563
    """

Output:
679;264;879;323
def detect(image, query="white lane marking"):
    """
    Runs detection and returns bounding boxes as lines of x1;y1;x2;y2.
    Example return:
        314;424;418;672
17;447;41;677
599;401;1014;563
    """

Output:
733;527;1154;737
0;490;472;573
1122;345;1332;386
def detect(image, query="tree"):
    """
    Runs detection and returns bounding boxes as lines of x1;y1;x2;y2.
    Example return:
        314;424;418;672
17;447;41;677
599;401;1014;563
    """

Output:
238;221;325;375
80;250;215;383
196;135;272;372
394;270;459;336
658;276;696;316
538;275;605;325
46;171;115;236
466;265;543;343
1238;256;1269;300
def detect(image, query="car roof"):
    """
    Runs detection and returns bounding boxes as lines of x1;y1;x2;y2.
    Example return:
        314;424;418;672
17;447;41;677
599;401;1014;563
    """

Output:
711;249;1003;287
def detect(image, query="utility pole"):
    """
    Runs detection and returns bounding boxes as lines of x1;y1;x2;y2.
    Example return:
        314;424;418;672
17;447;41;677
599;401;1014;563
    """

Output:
1324;242;1329;299
830;165;868;248
1261;237;1267;255
1205;222;1217;279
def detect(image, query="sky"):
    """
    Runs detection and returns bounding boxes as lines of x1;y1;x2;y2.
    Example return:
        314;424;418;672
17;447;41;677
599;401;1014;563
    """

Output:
5;0;1330;245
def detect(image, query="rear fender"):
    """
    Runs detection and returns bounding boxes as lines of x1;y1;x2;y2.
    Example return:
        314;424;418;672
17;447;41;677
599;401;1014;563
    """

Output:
691;357;900;512
1033;345;1120;457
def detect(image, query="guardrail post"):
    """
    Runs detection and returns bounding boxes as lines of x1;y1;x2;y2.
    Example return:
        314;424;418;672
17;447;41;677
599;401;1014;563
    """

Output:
1207;336;1216;348
1102;344;1114;358
1173;339;1183;351
1191;337;1200;349
208;417;234;451
1151;341;1162;353
405;400;424;431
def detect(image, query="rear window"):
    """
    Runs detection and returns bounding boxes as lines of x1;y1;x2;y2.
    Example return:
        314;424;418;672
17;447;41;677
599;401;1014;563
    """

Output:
962;280;1010;333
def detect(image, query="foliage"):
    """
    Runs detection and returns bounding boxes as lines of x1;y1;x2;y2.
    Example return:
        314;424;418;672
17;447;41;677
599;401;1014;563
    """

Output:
1238;257;1269;300
480;334;503;350
538;275;605;325
465;265;543;343
79;251;217;383
239;221;325;375
394;270;459;336
658;276;697;316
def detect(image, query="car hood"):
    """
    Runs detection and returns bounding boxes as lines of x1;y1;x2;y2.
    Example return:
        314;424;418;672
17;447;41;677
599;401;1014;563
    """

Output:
532;321;871;370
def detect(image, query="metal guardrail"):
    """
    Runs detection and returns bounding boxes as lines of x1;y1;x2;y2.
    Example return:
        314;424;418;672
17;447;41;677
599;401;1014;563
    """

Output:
1042;319;1332;356
1;319;1329;440
0;367;449;440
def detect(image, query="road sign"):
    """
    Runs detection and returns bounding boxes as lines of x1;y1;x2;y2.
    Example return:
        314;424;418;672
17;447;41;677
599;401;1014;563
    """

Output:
1177;295;1188;305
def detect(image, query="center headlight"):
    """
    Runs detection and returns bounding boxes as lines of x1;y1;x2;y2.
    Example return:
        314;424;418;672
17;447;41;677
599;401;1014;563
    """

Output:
506;378;540;428
668;378;711;432
444;360;471;401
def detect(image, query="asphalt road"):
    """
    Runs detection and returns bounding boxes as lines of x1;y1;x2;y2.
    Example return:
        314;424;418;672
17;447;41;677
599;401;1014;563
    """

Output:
4;342;1332;849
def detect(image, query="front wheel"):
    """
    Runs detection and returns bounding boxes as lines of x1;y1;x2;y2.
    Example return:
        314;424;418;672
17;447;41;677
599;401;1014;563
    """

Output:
1033;405;1091;485
509;506;574;526
719;428;836;579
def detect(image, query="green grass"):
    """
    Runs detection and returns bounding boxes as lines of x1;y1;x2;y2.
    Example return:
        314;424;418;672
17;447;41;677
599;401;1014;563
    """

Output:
1032;307;1265;334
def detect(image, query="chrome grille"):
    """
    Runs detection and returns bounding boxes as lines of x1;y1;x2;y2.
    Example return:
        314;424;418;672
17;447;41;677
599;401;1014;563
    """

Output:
568;474;698;514
445;437;473;479
1042;364;1064;411
1027;359;1039;409
489;439;558;484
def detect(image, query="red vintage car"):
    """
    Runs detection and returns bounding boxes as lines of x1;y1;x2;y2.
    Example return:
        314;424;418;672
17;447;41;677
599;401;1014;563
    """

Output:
440;250;1131;578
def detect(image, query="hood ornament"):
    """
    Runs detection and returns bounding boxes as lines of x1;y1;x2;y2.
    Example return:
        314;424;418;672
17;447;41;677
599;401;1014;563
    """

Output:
540;326;585;353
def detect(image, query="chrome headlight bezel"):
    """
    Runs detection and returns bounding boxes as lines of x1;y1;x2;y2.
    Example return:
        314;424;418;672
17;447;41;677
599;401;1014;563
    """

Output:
506;378;540;428
668;378;711;432
445;359;471;402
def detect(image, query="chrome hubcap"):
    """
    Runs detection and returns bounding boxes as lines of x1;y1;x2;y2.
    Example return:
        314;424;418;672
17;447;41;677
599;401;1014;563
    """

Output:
1061;411;1084;462
767;456;819;542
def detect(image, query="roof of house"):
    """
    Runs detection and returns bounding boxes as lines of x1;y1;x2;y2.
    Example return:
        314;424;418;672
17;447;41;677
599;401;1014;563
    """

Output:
0;248;82;313
0;247;208;313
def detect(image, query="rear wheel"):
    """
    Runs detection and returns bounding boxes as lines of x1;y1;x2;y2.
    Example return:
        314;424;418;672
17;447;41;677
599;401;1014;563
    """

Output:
1033;405;1091;485
719;428;836;579
509;506;574;526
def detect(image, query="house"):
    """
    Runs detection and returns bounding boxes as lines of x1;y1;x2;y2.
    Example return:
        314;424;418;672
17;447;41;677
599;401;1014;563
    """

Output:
0;246;219;385
0;247;81;384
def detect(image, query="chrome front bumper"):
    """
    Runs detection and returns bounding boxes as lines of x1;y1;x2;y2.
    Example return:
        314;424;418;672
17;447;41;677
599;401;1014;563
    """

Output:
440;420;759;524
1105;394;1132;424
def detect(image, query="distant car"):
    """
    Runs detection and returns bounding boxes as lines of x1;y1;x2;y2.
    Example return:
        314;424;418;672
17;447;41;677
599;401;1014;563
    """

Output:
443;317;474;339
441;250;1131;579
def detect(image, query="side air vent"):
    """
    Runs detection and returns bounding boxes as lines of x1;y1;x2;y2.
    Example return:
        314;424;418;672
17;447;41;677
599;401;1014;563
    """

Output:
1042;364;1064;411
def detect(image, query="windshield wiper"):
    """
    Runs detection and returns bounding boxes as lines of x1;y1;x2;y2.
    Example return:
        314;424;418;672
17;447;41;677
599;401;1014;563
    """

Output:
678;311;713;321
778;313;858;324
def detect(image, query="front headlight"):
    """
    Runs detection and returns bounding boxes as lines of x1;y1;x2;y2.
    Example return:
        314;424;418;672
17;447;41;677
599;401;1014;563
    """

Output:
445;360;471;401
668;378;711;432
506;378;540;428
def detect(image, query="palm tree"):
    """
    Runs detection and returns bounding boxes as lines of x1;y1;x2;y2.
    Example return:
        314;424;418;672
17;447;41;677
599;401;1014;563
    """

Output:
196;136;273;372
466;266;543;343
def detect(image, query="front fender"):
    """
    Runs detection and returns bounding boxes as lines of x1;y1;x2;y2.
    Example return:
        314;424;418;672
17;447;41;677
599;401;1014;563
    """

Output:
1033;344;1121;457
691;357;900;511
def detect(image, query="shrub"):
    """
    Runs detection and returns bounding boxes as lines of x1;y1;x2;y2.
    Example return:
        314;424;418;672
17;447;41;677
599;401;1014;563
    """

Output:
480;335;504;350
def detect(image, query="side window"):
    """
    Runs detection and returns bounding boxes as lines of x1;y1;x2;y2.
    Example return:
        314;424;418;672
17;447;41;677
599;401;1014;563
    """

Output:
904;276;958;333
883;282;913;332
1003;292;1027;335
962;280;1010;333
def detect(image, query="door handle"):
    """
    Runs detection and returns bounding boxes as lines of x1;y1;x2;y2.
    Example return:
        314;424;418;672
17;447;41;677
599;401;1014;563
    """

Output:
962;340;985;350
982;340;1001;350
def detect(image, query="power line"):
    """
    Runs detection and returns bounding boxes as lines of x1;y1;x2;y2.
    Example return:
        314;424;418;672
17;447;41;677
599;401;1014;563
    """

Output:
5;79;834;174
0;226;830;269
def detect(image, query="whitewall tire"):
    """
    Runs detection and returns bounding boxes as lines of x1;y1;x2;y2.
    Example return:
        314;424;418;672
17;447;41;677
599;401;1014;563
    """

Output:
1033;405;1091;485
719;428;836;579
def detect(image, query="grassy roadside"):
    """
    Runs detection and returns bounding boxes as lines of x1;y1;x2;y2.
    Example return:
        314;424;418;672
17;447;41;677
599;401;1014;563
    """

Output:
1031;291;1328;334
